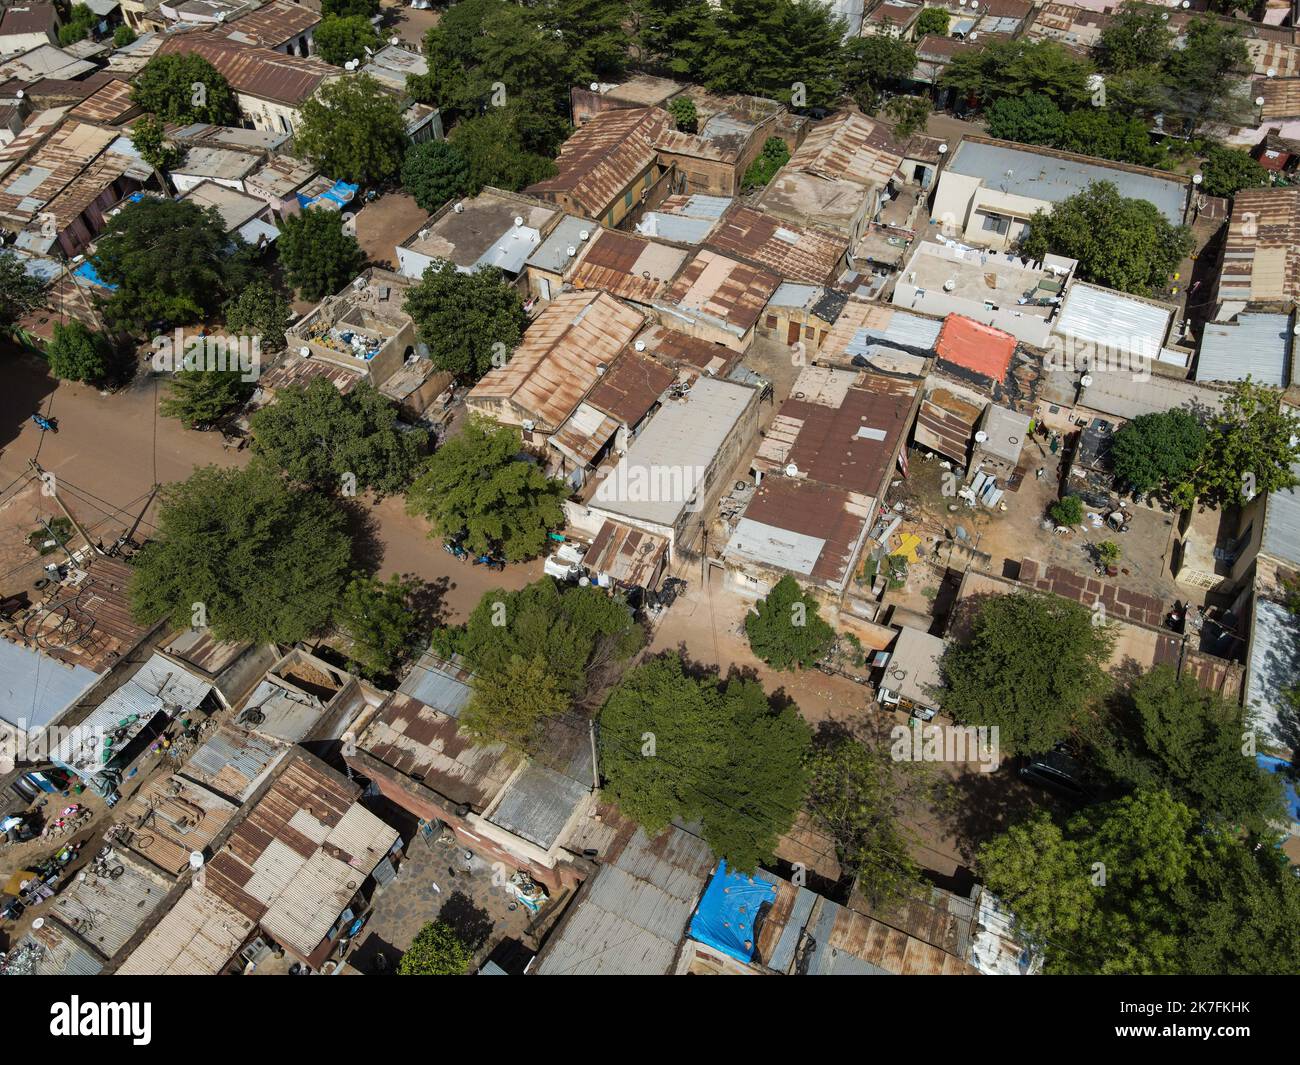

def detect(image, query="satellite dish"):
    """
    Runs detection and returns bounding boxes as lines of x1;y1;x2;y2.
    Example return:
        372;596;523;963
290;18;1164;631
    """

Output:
513;216;523;226
1080;374;1094;387
590;82;599;91
1256;96;1266;106
15;89;23;99
390;36;399;45
1268;68;1277;78
565;245;576;256
299;346;310;357
189;851;205;870
785;463;799;477
938;143;948;154
579;229;590;240
974;430;988;443
32;918;44;930
634;340;646;351
1192;173;1203;185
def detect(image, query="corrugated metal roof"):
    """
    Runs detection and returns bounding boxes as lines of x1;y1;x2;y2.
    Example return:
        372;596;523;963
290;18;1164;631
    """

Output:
1246;597;1300;756
585;520;668;588
219;0;319;49
786;111;904;189
1077;374;1226;422
183;722;286;802
397;650;473;717
115;774;238;875
1195;313;1291;387
936;314;1017;382
1261;463;1300;568
115;886;254;975
1054;282;1171;360
156;30;336;107
527;213;594;274
705;205;846;285
568;228;689;305
659;249;780;334
10;923;103;976
487;763;589;849
50;853;169;957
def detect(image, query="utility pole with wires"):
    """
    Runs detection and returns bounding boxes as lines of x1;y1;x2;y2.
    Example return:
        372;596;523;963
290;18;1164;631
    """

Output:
27;459;104;558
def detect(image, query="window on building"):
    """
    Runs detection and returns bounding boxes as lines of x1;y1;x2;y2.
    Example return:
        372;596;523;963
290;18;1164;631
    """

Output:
981;213;1010;236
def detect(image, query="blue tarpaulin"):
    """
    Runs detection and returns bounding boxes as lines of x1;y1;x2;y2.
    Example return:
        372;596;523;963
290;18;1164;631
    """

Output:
73;259;116;290
1258;754;1300;825
296;179;359;210
687;860;778;963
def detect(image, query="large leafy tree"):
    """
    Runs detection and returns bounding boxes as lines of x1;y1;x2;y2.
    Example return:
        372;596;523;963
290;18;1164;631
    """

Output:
842;33;916;108
397;920;473;975
406;419;566;560
322;0;378;16
129;114;181;173
337;574;423;680
942;592;1113;757
222;280;291;352
0;249;45;334
1162;16;1250;133
1093;2;1173;74
600;654;811;872
941;38;1093;108
914;7;948;37
91;198;233;330
985;93;1066;146
313;15;379;66
980;788;1300;974
159;369;254;429
449;106;559;193
250;379;428;495
1110;408;1206;497
402;261;527;380
539;0;632;85
277;208;365;301
744;574;835;670
631;0;716;77
131;54;239;124
444;579;642;699
295;74;409;186
1092;666;1284;830
46;322;112;384
1019;181;1193;297
1194;379;1300;508
130;462;352;644
1057;108;1168;169
401;140;474;212
806;733;932;906
462;653;570;752
1199;144;1268;198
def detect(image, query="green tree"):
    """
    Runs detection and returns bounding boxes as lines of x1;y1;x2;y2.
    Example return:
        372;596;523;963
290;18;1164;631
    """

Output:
130;113;181;173
447;579;642;698
337;574;422;679
1110;408;1205;496
129;462;352;644
1093;2;1173;73
600;654;811;872
1058;108;1169;168
807;734;931;905
985;93;1066;145
1093;666;1285;830
541;0;632;84
314;14;379;66
321;0;378;17
58;4;96;46
277;208;365;301
402;260;526;379
462;653;570;751
0;249;44;334
131;53;239;124
1019;181;1193;297
1162;16;1250;134
744;575;835;670
91;198;233;330
295;74;409;186
46;321;112;383
397;919;473;975
250;379;427;495
632;0;716;78
400;140;473;213
449;106;558;193
1048;495;1084;526
1194;379;1300;508
406;419;565;560
941;38;1093;108
942;592;1113;757
668;95;698;132
914;7;949;37
885;94;931;138
114;24;138;47
741;135;790;188
222;280;291;352
843;33;916;110
1200;144;1268;198
159;369;254;429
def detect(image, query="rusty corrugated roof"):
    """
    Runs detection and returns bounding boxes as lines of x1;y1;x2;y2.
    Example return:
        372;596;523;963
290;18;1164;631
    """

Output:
786;111;904;189
1218;186;1300;303
704;205;847;285
585;520;668;589
568;227;689;304
220;0;320;49
661;249;780;332
935;314;1016;383
156;31;336;106
67;79;139;125
585;345;676;424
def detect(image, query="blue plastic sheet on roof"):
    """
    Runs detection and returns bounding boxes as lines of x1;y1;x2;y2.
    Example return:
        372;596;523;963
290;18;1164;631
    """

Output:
296;179;359;210
687;860;778;963
1258;754;1300;824
73;259;116;290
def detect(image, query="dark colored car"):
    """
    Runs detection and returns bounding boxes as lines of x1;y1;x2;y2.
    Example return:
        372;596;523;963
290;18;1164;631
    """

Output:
1019;748;1094;803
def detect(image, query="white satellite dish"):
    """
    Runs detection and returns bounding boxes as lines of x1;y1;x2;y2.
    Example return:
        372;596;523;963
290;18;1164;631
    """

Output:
32;918;44;930
1256;96;1266;106
634;340;646;351
1080;374;1094;387
785;463;799;477
579;229;590;240
513;216;523;226
189;851;205;870
565;245;576;256
299;346;310;357
974;430;988;443
589;82;599;91
1268;68;1277;78
390;36;399;46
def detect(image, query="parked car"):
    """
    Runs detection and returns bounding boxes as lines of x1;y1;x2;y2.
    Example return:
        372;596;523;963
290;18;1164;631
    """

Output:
1019;748;1093;803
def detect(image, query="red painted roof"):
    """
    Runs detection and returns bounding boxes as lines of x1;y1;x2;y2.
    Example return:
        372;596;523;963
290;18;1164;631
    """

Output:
935;314;1016;382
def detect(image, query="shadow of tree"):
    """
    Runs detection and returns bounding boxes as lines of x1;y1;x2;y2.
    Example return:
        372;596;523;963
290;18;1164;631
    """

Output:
438;890;494;952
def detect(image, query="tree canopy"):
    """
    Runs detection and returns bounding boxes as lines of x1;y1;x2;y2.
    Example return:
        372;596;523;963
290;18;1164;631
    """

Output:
131;54;239;125
1199;144;1269;198
222;280;291;352
1193;379;1300;508
1019;181;1193;297
915;7;949;37
277;208;365;302
940;39;1093;108
0;249;45;334
462;653;571;752
1110;408;1206;497
406;419;566;560
337;574;423;680
1093;2;1173;74
401;140;474;213
91;198;234;330
294;74;409;186
941;592;1113;756
46;322;112;384
402;261;527;379
744;575;835;670
314;14;379;66
159;369;254;429
130;462;352;644
448;105;559;193
599;654;811;872
397;920;473;975
129;114;181;173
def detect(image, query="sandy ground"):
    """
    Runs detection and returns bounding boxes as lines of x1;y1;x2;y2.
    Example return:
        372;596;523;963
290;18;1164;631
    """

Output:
353;190;429;271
